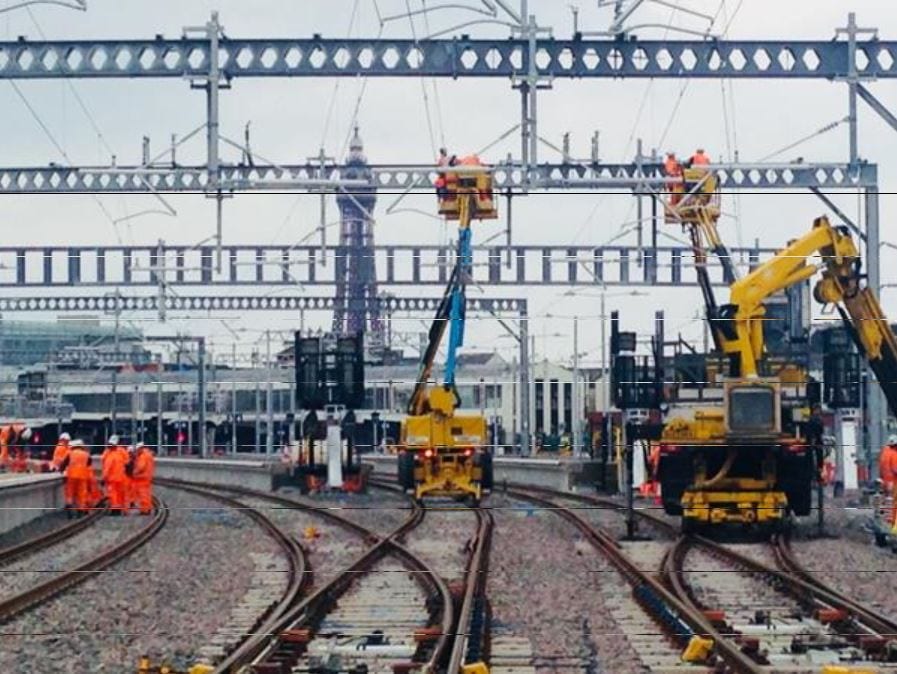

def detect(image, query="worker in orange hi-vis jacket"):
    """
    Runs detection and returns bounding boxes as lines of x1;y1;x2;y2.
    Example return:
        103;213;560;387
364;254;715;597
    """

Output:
131;443;155;515
124;445;138;513
104;441;130;515
879;435;897;491
51;433;73;508
0;423;31;471
61;440;92;515
86;446;103;510
100;435;119;499
51;433;71;470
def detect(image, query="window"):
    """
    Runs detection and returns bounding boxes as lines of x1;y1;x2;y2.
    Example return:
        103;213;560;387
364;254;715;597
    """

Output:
550;379;559;433
728;386;776;433
563;382;572;435
535;379;544;433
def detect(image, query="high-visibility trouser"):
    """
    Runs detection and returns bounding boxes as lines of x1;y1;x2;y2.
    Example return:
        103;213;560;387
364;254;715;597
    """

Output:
133;479;153;514
87;472;102;508
63;477;76;507
106;480;127;512
67;477;90;512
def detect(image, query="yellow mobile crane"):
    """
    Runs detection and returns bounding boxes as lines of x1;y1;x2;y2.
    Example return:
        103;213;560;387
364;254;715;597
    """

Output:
396;161;497;502
658;203;897;529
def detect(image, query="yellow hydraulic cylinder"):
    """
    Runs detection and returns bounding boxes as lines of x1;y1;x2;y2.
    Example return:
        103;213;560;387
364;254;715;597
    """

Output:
462;663;490;674
188;665;215;674
681;636;714;663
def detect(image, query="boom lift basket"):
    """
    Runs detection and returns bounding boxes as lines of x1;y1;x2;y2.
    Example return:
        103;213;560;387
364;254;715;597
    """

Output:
665;168;720;224
438;169;497;220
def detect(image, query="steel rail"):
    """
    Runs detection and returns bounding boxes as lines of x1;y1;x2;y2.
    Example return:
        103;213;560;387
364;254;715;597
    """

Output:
164;481;452;674
447;507;494;674
154;479;312;656
770;533;897;639
503;486;765;674
369;478;494;674
518;485;897;645
0;505;106;567
0;496;167;624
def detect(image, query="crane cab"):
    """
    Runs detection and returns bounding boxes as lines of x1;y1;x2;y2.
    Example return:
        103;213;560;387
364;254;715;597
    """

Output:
665;167;720;224
437;166;498;220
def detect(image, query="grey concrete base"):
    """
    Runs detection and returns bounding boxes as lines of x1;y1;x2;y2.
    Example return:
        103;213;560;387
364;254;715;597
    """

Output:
362;454;599;491
155;458;274;492
0;473;63;535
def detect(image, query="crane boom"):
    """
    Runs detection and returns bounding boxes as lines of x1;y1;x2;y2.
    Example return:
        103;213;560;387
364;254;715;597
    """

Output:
406;193;474;415
813;215;897;417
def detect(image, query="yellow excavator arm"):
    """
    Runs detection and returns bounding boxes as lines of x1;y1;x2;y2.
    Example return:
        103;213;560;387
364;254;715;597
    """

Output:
718;216;860;378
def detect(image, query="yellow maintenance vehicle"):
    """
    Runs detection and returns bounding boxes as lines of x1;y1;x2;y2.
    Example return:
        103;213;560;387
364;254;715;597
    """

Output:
396;160;497;502
659;167;897;529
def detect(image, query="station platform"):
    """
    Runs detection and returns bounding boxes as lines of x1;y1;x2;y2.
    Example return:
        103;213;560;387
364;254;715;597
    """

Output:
0;472;63;535
152;454;601;493
363;454;600;491
154;457;272;492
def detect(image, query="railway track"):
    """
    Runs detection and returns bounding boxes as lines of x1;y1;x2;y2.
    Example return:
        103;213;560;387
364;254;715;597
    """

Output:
509;484;897;672
369;480;494;673
0;505;106;567
155;479;454;674
662;534;897;671
155;480;312;665
0;496;167;625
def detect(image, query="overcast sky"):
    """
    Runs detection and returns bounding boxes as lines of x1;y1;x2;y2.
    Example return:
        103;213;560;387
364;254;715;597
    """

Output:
1;0;896;366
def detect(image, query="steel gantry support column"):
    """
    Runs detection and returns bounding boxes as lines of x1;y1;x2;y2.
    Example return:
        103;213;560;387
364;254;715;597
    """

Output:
185;12;228;271
519;307;531;456
198;337;207;459
865;184;883;475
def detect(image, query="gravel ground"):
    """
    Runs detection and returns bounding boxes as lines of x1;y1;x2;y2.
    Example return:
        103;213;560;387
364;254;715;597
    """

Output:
0;486;283;673
0;515;143;600
0;510;71;552
403;506;479;583
295;487;413;535
239;495;365;587
488;494;646;674
787;496;897;618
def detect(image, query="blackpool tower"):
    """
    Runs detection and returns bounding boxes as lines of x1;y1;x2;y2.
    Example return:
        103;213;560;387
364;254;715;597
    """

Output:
332;127;381;343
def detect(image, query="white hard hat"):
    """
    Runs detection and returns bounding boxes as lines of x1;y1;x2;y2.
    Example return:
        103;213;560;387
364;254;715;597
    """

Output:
70;439;84;447
108;435;120;445
20;428;32;440
136;442;146;449
889;435;897;445
59;433;71;441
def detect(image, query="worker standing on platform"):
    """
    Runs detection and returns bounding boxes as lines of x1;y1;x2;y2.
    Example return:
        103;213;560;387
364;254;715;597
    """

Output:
663;151;684;206
131;443;155;515
879;435;897;491
683;148;710;195
62;440;92;515
688;148;710;168
0;424;31;471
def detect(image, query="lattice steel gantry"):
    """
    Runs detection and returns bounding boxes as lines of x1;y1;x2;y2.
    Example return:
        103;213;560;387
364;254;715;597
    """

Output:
1;7;896;458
